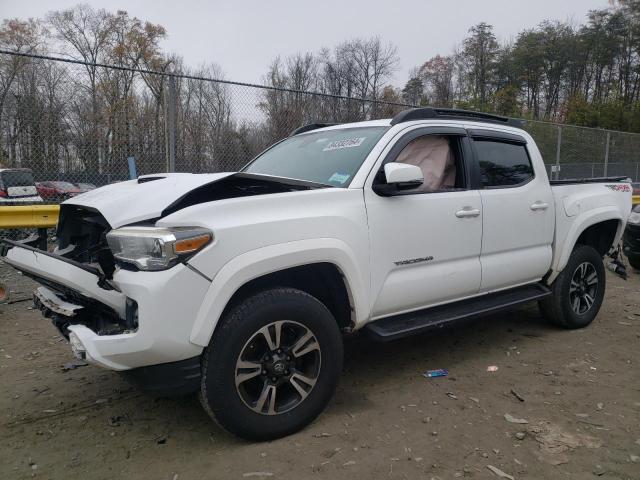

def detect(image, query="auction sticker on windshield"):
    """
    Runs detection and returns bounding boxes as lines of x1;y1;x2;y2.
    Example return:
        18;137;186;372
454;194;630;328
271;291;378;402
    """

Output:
323;137;366;151
328;172;351;185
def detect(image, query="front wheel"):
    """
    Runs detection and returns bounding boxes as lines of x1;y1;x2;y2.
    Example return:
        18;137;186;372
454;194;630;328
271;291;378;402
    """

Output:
200;288;343;441
539;245;606;329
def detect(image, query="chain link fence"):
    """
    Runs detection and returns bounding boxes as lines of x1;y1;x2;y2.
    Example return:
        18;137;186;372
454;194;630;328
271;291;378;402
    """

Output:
523;121;640;181
1;51;639;205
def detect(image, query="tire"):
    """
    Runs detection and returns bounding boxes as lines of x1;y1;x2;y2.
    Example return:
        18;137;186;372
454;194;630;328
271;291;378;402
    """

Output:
628;254;640;271
199;288;343;441
539;245;606;329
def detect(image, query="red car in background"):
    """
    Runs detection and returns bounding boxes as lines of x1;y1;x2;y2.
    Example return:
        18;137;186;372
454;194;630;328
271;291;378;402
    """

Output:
36;181;83;201
73;182;97;193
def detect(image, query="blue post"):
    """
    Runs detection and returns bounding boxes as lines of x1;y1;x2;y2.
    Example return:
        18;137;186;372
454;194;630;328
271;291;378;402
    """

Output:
128;156;137;180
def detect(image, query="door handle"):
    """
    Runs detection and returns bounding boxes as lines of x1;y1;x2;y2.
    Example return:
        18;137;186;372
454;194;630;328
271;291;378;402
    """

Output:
455;207;481;218
530;201;549;211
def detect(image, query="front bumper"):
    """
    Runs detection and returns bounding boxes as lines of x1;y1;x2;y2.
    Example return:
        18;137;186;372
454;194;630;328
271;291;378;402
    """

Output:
2;241;210;371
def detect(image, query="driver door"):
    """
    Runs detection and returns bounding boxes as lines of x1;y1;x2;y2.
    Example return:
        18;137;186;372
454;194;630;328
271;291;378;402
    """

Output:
365;127;483;319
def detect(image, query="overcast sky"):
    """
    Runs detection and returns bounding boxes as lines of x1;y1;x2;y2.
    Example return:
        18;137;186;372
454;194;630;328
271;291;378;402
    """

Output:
1;0;611;86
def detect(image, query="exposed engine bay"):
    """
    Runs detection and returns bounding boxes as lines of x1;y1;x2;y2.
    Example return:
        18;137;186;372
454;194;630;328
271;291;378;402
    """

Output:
55;204;116;279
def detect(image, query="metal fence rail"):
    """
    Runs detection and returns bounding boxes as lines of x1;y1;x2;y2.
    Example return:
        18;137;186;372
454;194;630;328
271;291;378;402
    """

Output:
0;50;639;201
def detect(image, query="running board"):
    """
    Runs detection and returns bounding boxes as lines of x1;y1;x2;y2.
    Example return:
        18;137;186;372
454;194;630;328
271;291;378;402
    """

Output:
364;283;551;341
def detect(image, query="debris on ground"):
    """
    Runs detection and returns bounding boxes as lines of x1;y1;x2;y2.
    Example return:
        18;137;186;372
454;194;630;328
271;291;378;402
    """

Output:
527;421;602;465
423;369;448;378
62;359;88;371
504;413;529;424
486;464;515;479
510;389;525;402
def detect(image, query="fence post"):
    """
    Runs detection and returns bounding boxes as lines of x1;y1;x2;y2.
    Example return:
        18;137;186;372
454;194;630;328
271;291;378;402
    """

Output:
164;75;177;173
555;125;562;180
603;131;610;177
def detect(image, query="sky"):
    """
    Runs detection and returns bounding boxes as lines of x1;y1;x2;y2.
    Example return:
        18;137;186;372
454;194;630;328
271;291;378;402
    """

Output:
0;0;612;86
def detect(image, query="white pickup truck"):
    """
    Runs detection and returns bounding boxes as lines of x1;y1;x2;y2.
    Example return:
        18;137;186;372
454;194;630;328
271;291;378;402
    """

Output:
1;108;632;440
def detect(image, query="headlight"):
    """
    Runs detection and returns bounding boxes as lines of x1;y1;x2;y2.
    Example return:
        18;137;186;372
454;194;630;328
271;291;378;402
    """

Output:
628;212;640;225
106;226;213;271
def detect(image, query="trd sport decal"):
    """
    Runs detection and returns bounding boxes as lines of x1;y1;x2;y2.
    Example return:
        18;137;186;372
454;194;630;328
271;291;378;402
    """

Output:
604;184;631;192
394;256;434;266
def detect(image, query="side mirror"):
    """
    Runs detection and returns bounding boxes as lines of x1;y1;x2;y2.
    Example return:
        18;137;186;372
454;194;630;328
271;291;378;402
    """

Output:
372;163;424;196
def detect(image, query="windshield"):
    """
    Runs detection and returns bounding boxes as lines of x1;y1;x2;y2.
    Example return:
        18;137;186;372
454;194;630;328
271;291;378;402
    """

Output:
1;170;35;188
244;126;389;187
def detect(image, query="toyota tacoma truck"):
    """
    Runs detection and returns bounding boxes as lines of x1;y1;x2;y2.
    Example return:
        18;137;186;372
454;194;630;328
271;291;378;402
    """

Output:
1;108;632;440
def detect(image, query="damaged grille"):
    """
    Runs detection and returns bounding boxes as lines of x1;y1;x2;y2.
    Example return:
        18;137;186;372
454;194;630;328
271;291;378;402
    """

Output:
56;205;117;279
25;205;136;338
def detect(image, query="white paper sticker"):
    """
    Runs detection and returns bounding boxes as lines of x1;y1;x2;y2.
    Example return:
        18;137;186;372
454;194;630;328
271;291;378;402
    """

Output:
323;137;366;151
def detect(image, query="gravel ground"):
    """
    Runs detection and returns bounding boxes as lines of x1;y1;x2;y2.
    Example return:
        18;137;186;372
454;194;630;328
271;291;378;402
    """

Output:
0;262;639;480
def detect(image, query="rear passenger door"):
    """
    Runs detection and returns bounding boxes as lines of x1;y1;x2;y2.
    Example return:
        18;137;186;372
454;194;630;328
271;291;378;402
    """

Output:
470;129;555;292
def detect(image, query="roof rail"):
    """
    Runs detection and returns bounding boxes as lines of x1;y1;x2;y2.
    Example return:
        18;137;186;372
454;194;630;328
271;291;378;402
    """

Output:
289;123;338;136
390;108;524;128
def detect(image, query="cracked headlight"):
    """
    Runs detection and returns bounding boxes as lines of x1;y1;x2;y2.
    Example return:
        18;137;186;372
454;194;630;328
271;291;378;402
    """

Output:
106;226;213;271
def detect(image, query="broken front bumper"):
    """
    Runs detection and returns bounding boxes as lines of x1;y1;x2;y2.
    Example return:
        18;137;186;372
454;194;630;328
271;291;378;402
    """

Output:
1;240;209;371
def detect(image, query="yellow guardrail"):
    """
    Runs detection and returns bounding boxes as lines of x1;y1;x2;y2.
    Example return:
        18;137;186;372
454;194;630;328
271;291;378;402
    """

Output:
0;205;59;229
633;194;640;206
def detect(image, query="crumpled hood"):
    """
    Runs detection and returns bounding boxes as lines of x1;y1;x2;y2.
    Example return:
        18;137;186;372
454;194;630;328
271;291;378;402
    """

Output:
64;173;234;228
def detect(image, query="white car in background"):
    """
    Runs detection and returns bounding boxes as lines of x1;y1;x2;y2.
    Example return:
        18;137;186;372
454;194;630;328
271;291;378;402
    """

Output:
0;168;43;203
1;108;632;441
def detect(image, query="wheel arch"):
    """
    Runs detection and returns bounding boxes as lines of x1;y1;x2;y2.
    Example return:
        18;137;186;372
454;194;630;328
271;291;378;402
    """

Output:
189;239;368;347
549;208;624;283
575;219;620;256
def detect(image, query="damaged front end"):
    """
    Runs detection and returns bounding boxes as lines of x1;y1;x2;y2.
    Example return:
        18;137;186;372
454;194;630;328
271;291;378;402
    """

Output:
0;172;324;373
1;204;134;342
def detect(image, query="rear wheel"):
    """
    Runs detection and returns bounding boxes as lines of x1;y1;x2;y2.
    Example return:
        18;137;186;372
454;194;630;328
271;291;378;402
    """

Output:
200;288;343;441
539;245;606;329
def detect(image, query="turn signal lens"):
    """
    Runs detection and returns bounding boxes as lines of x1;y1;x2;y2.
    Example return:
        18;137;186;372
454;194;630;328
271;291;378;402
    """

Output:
174;233;212;254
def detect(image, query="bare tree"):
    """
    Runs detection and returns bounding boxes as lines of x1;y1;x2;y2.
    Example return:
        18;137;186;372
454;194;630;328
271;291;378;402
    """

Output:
0;18;44;165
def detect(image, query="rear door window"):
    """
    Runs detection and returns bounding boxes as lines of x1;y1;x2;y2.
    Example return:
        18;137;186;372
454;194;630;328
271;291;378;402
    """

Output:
473;140;533;188
1;170;35;188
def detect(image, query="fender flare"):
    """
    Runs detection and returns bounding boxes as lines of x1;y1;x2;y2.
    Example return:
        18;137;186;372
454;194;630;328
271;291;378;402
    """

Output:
549;206;624;283
189;238;368;347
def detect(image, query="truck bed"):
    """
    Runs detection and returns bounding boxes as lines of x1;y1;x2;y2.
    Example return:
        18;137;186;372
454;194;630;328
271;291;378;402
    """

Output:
549;176;629;186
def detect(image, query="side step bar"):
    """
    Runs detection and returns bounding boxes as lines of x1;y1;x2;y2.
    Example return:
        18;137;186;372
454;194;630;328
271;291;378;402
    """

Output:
364;283;551;341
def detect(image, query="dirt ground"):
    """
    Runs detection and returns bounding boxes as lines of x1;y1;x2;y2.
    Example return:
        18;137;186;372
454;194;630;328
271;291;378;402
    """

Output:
1;262;639;480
